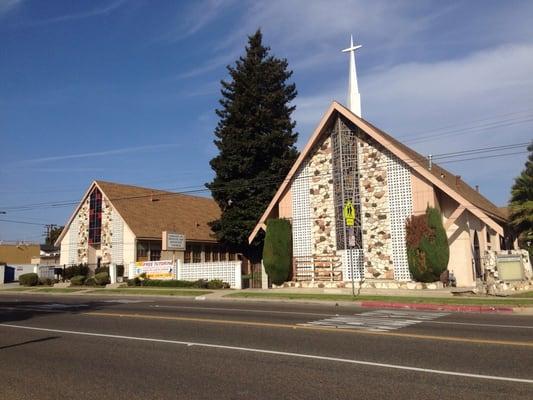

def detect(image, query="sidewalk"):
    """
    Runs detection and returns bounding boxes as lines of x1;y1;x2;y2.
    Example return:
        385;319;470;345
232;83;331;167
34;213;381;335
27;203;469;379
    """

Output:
1;285;532;313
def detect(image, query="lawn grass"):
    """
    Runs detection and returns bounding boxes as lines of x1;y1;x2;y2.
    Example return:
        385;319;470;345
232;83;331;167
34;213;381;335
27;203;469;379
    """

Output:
225;291;533;307
85;288;212;296
0;287;36;292
35;288;85;293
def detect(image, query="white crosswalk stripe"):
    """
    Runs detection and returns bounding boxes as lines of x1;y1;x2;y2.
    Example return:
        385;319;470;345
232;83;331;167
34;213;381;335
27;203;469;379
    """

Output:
303;310;449;332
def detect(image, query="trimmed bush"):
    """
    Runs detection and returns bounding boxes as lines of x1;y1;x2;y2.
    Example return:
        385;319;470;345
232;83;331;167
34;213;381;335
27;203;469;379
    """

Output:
94;266;109;275
94;272;110;286
39;277;54;286
19;273;39;286
406;207;450;282
142;280;198;288
64;264;89;280
207;279;225;289
84;277;97;286
70;275;86;286
127;277;140;287
263;218;292;286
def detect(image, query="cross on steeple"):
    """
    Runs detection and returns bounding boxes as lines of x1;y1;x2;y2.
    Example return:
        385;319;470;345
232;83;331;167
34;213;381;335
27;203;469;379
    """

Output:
342;35;362;117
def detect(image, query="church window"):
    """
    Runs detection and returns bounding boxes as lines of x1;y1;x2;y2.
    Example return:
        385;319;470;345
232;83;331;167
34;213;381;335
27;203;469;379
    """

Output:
88;188;102;245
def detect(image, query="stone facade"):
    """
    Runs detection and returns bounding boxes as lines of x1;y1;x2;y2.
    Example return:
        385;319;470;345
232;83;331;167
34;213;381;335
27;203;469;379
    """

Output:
306;135;341;280
72;193;115;266
308;136;336;256
101;198;113;264
77;198;89;264
358;138;394;279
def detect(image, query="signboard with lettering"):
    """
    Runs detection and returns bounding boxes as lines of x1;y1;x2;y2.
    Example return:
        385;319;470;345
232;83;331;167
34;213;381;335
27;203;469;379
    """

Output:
162;231;186;251
129;260;175;280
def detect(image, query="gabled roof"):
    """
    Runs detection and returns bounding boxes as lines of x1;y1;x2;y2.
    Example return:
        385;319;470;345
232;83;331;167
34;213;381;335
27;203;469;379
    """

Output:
249;101;507;243
56;181;221;246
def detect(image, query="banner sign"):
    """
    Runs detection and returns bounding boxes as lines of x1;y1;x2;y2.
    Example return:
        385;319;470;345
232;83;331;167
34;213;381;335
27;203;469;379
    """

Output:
162;231;186;251
130;260;175;280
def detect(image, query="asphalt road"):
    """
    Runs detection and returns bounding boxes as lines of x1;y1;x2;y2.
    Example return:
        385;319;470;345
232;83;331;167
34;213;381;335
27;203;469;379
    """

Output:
0;293;532;399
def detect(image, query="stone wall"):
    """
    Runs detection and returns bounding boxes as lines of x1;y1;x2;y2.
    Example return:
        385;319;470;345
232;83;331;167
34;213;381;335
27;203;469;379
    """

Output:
77;198;89;264
101;198;113;264
358;138;394;279
308;135;336;256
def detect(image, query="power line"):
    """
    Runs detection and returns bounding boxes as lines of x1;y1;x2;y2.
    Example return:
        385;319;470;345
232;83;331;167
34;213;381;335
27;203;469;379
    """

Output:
0;142;529;214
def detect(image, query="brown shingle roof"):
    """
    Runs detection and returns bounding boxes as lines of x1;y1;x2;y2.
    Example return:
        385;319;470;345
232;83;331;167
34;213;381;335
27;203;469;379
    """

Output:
95;181;221;242
352;110;507;222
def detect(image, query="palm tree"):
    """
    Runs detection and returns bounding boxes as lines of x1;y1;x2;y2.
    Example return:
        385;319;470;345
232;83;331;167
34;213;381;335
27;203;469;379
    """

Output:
509;143;533;254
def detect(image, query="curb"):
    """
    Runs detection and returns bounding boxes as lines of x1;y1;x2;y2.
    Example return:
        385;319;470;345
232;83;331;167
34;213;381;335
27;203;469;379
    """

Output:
360;301;515;313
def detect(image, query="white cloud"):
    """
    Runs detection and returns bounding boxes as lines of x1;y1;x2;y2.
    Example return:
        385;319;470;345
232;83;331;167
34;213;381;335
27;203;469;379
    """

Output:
21;0;126;26
292;43;533;205
0;0;22;16
14;143;180;165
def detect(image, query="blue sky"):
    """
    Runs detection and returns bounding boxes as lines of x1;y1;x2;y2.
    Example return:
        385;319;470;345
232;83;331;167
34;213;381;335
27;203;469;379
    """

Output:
1;0;532;242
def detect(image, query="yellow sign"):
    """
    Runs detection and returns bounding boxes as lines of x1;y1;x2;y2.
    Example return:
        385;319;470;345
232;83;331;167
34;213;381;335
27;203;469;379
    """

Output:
343;201;356;226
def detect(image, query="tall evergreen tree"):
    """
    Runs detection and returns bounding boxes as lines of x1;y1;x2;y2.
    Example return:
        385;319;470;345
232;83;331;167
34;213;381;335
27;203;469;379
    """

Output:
207;30;298;259
509;142;533;255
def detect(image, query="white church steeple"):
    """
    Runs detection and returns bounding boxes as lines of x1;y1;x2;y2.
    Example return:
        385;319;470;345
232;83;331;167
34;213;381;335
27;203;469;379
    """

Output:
342;35;362;117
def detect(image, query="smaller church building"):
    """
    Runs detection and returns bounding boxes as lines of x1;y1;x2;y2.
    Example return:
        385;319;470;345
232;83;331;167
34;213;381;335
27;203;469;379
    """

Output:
55;181;236;271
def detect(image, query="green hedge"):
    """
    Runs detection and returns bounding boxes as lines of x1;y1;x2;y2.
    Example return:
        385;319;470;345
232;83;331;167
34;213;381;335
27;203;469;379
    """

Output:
263;219;292;285
19;273;39;286
70;275;86;286
94;272;110;286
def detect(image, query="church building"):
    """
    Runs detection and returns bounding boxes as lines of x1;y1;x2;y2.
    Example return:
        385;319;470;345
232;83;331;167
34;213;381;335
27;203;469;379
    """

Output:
249;37;509;288
55;181;236;271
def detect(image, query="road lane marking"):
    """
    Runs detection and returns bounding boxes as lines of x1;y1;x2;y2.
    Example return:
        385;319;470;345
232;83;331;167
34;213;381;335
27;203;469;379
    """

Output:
150;306;533;330
82;311;533;347
150;305;336;317
0;323;531;384
304;310;449;332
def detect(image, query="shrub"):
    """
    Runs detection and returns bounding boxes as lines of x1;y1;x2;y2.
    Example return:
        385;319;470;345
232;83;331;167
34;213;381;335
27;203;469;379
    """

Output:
64;264;90;280
142;280;197;288
70;275;86;286
263;218;292;285
207;279;225;289
127;277;140;287
94;272;110;286
117;265;124;277
194;279;208;289
84;277;97;286
406;207;450;282
19;273;39;286
94;266;109;275
39;277;53;286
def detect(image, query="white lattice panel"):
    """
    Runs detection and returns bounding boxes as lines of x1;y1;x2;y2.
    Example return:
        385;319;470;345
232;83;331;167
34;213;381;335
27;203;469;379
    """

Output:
341;249;364;281
180;261;241;289
111;208;124;265
68;217;79;265
291;163;312;258
385;150;413;281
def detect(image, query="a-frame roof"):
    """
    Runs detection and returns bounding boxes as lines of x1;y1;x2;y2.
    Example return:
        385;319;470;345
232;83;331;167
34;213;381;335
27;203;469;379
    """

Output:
55;180;221;246
249;101;507;243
